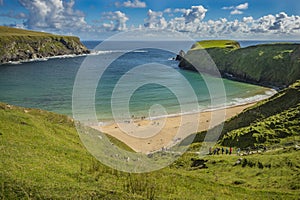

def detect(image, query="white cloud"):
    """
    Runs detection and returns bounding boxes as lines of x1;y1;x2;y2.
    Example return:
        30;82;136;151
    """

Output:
183;6;207;23
231;9;243;15
223;2;248;15
236;3;248;10
250;12;300;34
18;0;90;32
6;1;300;39
174;8;188;13
144;5;207;30
101;11;129;31
163;8;172;13
222;6;235;10
243;16;254;23
140;8;300;39
115;0;146;8
144;9;167;29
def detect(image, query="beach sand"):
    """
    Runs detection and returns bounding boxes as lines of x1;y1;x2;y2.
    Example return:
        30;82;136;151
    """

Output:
91;103;255;153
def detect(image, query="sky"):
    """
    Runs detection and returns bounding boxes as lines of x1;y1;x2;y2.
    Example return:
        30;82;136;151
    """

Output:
0;0;300;40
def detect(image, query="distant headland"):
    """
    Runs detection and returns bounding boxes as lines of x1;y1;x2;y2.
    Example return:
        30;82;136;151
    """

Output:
177;40;300;89
0;26;90;64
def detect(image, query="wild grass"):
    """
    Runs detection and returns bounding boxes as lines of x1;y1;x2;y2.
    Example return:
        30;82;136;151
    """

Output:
0;102;299;199
188;80;300;149
191;40;241;50
0;26;69;37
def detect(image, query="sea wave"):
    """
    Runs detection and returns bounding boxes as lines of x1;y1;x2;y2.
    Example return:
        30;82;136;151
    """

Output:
230;89;277;106
90;49;148;55
4;49;149;65
96;89;277;125
4;54;88;65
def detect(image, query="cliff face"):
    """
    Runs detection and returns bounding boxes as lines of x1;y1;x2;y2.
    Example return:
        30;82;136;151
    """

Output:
0;26;90;64
179;41;300;88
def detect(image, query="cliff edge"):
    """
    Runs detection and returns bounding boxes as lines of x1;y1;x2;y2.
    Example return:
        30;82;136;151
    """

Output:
0;26;90;64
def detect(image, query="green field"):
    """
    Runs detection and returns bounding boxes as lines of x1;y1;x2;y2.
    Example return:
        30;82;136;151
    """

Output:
0;26;60;37
190;40;241;50
1;96;299;199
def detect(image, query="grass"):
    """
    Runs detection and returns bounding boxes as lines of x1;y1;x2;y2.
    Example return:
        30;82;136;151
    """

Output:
0;102;299;199
0;26;65;37
191;40;241;50
189;80;300;149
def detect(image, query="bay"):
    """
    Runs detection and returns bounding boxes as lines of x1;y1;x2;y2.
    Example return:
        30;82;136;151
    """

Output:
0;41;276;122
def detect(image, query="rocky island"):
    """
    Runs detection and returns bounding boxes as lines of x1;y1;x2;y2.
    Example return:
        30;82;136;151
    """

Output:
0;26;90;64
178;40;300;89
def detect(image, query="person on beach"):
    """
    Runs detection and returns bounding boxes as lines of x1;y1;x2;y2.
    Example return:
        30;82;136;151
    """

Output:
225;148;229;155
213;148;217;155
221;147;224;154
229;147;233;155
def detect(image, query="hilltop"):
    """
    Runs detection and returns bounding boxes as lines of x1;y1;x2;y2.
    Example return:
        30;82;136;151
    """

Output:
0;26;89;64
179;40;300;88
190;40;241;50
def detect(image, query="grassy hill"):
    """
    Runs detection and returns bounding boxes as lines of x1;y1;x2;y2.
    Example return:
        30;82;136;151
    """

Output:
1;102;299;199
0;26;89;64
190;40;240;50
188;80;300;149
0;26;53;37
179;40;300;88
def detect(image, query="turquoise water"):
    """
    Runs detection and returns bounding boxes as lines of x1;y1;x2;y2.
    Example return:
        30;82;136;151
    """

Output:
0;41;275;122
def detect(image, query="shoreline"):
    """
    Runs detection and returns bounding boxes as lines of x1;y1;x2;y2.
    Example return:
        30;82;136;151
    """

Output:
1;53;90;65
91;101;259;153
94;87;277;127
1;49;150;65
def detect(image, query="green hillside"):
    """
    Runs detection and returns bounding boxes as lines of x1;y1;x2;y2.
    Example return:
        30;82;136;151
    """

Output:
191;40;240;50
0;26;53;37
179;40;300;88
1;102;299;199
189;80;300;149
0;26;89;64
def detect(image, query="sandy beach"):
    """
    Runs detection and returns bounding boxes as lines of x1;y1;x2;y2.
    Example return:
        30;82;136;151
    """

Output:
93;103;254;153
91;103;256;153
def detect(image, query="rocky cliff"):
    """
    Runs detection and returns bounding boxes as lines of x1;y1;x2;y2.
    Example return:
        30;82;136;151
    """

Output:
0;26;90;64
179;40;300;88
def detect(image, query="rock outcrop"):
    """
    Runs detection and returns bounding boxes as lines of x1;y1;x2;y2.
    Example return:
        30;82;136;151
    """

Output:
175;50;185;61
0;26;90;64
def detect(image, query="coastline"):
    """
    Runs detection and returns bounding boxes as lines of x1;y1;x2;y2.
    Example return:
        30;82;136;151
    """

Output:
1;49;149;65
1;53;90;65
91;101;257;153
90;87;277;153
94;86;276;126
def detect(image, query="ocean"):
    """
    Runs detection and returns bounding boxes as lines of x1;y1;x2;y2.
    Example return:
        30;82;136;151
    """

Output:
0;41;278;123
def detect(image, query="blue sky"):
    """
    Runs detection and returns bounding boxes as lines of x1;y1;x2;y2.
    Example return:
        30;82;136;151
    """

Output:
1;0;300;40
